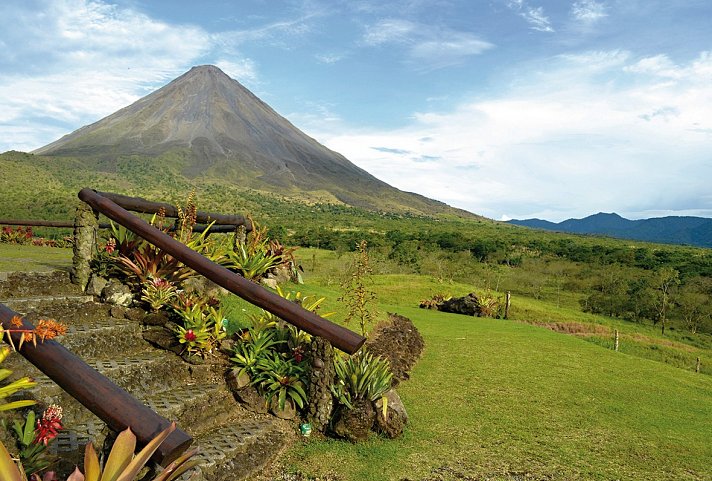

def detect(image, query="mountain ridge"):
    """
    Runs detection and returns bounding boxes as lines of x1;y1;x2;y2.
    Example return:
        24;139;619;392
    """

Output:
508;212;712;248
32;65;472;217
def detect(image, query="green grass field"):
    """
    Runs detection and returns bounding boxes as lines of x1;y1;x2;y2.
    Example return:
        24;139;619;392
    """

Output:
2;245;711;480
222;248;712;481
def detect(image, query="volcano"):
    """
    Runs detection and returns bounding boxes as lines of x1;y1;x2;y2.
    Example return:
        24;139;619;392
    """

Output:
33;65;455;214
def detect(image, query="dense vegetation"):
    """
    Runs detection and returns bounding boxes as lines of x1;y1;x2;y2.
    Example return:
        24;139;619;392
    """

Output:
2;149;711;340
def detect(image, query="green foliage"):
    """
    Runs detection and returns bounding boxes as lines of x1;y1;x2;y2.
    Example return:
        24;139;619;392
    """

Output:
171;298;227;356
338;240;378;337
0;347;37;412
140;277;178;311
253;353;308;410
331;350;393;409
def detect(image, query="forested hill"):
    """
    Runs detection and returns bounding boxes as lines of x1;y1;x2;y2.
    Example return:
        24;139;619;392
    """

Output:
508;212;712;248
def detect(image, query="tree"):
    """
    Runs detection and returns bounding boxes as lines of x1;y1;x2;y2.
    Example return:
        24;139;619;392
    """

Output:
652;267;680;335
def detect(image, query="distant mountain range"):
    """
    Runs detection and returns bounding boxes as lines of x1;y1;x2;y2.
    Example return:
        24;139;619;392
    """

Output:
507;212;712;248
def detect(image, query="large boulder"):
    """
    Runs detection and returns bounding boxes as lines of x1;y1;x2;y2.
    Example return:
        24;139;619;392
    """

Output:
439;293;482;316
374;389;408;438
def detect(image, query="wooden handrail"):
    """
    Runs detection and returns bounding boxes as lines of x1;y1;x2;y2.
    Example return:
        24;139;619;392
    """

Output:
97;191;252;231
79;188;367;354
0;304;192;466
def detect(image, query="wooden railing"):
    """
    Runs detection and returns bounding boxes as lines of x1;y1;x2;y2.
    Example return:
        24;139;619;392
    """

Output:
78;188;366;354
0;304;192;466
1;188;365;467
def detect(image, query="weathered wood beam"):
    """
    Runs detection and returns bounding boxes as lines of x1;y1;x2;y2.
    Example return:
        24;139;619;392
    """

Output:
0;304;192;466
97;191;252;230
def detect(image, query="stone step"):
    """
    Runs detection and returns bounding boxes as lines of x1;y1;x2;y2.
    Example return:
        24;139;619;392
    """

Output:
6;350;218;424
183;417;293;481
0;270;79;298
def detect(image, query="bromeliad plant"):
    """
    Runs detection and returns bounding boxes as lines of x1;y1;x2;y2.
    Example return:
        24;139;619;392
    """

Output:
11;406;63;477
253;353;308;411
171;294;227;356
0;422;199;481
141;277;178;311
331;349;393;410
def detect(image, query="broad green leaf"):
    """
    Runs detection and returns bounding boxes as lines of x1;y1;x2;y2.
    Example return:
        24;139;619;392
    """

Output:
100;427;135;481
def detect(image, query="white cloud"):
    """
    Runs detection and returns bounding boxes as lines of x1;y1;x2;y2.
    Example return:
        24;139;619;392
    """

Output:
299;50;712;221
506;0;554;32
362;19;416;46
362;19;493;69
214;58;259;86
0;0;256;151
314;53;345;64
571;0;608;24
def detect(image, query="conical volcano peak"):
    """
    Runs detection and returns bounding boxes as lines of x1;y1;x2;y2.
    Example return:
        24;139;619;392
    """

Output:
32;66;457;214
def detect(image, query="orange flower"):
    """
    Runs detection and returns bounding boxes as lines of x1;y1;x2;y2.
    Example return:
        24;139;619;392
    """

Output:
10;315;23;327
34;319;68;341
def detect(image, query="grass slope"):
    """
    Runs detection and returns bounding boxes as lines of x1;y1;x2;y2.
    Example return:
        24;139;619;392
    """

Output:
286;306;712;480
1;245;710;480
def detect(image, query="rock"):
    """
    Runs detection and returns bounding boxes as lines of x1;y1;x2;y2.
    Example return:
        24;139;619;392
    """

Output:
109;305;127;319
374;389;408;438
367;313;425;387
101;280;133;307
226;369;251;391
142;310;170;326
439;293;482;316
331;399;375;443
261;277;279;289
232;384;269;414
270;397;297;420
124;307;146;322
142;326;179;351
86;275;109;297
182;277;228;298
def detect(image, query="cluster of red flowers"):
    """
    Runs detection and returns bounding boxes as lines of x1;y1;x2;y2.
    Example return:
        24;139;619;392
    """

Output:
104;237;117;254
34;404;63;446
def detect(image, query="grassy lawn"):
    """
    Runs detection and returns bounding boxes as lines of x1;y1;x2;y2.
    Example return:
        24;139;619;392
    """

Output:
0;244;72;272
268;248;712;481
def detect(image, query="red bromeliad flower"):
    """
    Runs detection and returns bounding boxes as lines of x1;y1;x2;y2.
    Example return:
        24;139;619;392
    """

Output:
105;238;116;254
292;347;304;363
34;404;63;446
184;329;197;342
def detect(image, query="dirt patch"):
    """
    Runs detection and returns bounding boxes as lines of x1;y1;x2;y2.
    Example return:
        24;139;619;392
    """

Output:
518;320;611;337
366;313;425;387
630;333;696;352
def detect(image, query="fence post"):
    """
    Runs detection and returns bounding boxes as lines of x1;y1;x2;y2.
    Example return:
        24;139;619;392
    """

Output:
504;291;511;319
71;202;98;289
696;357;701;373
614;329;619;352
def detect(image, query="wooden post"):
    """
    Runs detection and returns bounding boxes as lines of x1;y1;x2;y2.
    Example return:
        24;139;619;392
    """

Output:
504;291;511;319
614;329;619;352
70;203;98;290
696;357;701;373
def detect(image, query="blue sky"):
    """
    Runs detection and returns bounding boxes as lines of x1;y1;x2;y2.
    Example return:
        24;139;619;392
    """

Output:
1;0;711;221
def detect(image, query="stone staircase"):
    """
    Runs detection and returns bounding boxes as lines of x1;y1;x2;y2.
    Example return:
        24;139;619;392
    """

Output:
0;270;294;480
